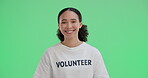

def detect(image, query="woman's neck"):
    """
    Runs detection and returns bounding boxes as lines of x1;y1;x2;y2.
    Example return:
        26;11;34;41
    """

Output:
61;38;83;48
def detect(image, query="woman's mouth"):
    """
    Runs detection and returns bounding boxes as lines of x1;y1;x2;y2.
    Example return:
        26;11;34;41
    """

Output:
65;30;75;34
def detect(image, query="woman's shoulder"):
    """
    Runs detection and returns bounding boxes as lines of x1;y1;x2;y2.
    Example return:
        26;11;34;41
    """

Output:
84;42;99;51
42;42;61;54
83;42;101;55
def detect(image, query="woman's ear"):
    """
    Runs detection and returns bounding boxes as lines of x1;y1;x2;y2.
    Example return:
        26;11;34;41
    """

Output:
79;22;82;28
58;24;60;29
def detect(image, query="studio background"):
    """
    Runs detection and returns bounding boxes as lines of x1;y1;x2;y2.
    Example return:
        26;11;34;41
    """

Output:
0;0;148;78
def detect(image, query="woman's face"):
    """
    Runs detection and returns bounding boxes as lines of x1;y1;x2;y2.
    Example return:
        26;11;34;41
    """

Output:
58;10;82;39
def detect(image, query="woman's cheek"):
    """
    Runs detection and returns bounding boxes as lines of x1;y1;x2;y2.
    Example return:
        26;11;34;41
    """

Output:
73;24;79;29
60;25;66;30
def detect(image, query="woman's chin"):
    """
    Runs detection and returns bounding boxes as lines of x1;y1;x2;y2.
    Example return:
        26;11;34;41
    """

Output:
64;35;76;39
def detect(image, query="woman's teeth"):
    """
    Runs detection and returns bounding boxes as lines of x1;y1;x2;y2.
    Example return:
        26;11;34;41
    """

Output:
65;30;74;34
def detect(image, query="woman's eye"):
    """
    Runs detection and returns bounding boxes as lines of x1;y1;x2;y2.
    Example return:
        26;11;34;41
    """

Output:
72;21;76;23
62;22;66;24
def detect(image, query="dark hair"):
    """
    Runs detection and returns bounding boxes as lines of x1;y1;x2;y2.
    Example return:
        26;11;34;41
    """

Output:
57;7;88;42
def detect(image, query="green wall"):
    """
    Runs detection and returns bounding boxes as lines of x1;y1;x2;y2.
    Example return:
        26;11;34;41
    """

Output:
1;0;148;78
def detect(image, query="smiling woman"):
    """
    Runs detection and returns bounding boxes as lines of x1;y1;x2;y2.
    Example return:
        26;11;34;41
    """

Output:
33;7;110;78
57;8;88;43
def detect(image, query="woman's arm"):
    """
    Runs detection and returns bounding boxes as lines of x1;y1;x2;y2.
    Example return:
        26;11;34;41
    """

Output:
93;51;110;78
33;52;53;78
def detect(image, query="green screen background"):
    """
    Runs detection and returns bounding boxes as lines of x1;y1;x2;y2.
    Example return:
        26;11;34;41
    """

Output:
1;0;148;78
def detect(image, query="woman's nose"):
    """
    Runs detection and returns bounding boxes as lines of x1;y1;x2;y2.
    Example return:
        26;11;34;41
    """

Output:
67;22;72;28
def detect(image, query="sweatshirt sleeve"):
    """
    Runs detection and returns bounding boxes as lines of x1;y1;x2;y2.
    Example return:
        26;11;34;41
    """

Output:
33;51;53;78
93;50;110;78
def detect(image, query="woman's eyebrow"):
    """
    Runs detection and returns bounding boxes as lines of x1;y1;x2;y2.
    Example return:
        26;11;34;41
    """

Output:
62;19;67;21
61;19;76;21
71;19;76;20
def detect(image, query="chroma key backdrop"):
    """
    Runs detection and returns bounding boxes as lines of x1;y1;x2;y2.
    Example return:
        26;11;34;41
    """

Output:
0;0;148;78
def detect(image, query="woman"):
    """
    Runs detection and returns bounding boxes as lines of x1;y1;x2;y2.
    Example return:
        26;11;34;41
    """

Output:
33;7;109;78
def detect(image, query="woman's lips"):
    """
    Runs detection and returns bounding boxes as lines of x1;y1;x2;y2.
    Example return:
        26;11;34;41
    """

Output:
65;30;75;34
